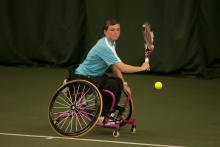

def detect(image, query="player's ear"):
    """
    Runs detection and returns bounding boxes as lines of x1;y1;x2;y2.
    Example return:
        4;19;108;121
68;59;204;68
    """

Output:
104;30;107;36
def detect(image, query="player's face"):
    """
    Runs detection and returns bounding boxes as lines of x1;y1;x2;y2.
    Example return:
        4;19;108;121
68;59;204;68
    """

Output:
104;24;120;42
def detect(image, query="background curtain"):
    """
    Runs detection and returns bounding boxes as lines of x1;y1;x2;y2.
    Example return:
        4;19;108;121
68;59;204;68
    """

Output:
0;0;219;78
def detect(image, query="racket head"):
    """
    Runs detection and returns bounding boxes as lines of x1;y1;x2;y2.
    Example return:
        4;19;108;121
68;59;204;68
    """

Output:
142;22;154;51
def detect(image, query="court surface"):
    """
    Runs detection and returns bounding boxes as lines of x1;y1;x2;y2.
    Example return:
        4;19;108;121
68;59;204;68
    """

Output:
0;66;220;147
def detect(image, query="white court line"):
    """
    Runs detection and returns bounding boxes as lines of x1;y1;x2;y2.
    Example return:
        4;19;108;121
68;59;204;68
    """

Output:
0;132;185;147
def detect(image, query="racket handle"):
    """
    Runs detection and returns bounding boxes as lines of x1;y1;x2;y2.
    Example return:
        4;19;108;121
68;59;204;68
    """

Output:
145;57;150;71
145;57;149;62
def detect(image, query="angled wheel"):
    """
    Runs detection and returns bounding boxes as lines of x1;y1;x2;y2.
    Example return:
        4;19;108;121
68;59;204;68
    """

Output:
48;80;102;137
113;93;134;127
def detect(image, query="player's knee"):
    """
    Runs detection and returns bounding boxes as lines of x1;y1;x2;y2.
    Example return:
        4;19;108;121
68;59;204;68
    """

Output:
112;77;123;89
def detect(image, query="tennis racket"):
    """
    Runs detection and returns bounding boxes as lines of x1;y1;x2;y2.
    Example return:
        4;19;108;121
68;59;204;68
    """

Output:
142;22;154;63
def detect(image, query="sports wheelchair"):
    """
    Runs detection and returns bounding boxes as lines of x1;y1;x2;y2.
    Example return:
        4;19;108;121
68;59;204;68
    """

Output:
48;69;136;137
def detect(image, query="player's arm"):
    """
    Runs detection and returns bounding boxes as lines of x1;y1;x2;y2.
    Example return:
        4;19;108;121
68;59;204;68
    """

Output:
114;62;150;73
111;64;131;97
111;64;126;83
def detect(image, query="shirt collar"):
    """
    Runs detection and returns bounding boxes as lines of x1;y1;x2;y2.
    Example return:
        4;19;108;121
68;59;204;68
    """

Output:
104;37;116;48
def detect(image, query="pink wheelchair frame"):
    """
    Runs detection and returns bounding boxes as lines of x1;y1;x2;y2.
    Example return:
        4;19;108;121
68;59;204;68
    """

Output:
96;89;136;136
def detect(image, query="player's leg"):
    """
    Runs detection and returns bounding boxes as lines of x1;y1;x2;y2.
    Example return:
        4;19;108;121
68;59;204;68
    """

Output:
101;77;123;117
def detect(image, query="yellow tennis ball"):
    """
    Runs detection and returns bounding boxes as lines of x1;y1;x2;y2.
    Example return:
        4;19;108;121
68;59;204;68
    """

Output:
155;81;162;90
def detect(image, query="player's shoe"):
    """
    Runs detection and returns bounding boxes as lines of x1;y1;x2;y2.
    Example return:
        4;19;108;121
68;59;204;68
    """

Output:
97;115;116;126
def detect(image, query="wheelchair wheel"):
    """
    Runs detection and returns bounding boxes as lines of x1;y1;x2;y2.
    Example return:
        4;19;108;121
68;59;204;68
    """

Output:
48;79;102;137
116;93;134;127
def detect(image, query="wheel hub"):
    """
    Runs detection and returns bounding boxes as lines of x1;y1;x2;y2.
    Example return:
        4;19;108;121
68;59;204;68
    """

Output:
71;105;76;110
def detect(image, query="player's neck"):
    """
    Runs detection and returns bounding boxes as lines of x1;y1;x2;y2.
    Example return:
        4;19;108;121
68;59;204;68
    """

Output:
105;37;115;46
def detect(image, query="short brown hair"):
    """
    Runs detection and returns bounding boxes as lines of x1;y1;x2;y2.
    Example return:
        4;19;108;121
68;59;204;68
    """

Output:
102;19;120;36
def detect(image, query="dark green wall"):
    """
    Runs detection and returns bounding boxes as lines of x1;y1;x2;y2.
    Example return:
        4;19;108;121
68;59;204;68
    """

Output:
0;0;219;78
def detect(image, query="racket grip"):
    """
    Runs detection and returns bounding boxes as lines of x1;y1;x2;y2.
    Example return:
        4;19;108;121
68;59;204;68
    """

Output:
145;57;149;62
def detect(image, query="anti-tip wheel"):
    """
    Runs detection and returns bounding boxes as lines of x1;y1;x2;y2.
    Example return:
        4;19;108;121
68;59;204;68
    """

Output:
130;126;136;133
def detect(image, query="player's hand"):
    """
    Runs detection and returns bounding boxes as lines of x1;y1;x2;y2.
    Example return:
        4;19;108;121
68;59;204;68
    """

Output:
123;84;131;98
141;62;150;71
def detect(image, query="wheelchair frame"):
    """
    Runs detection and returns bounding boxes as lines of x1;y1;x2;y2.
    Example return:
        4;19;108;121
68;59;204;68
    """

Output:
48;79;136;137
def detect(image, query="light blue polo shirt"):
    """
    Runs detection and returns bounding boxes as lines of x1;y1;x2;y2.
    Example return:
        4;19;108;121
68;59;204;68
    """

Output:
75;37;121;76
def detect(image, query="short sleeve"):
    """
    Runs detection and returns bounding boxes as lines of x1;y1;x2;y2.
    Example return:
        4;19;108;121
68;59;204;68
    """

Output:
97;46;121;66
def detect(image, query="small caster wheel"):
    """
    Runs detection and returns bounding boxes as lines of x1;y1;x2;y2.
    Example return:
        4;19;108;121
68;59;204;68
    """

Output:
130;125;136;133
113;130;119;137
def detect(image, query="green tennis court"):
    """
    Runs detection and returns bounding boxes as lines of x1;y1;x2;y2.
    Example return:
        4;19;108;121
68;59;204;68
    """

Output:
1;66;219;147
1;1;220;146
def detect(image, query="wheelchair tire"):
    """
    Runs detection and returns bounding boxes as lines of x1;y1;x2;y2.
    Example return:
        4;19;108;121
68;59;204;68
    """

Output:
119;98;134;127
48;79;102;137
114;92;134;127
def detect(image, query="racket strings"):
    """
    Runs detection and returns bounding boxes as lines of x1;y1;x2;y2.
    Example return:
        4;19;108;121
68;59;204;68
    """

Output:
143;23;154;51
